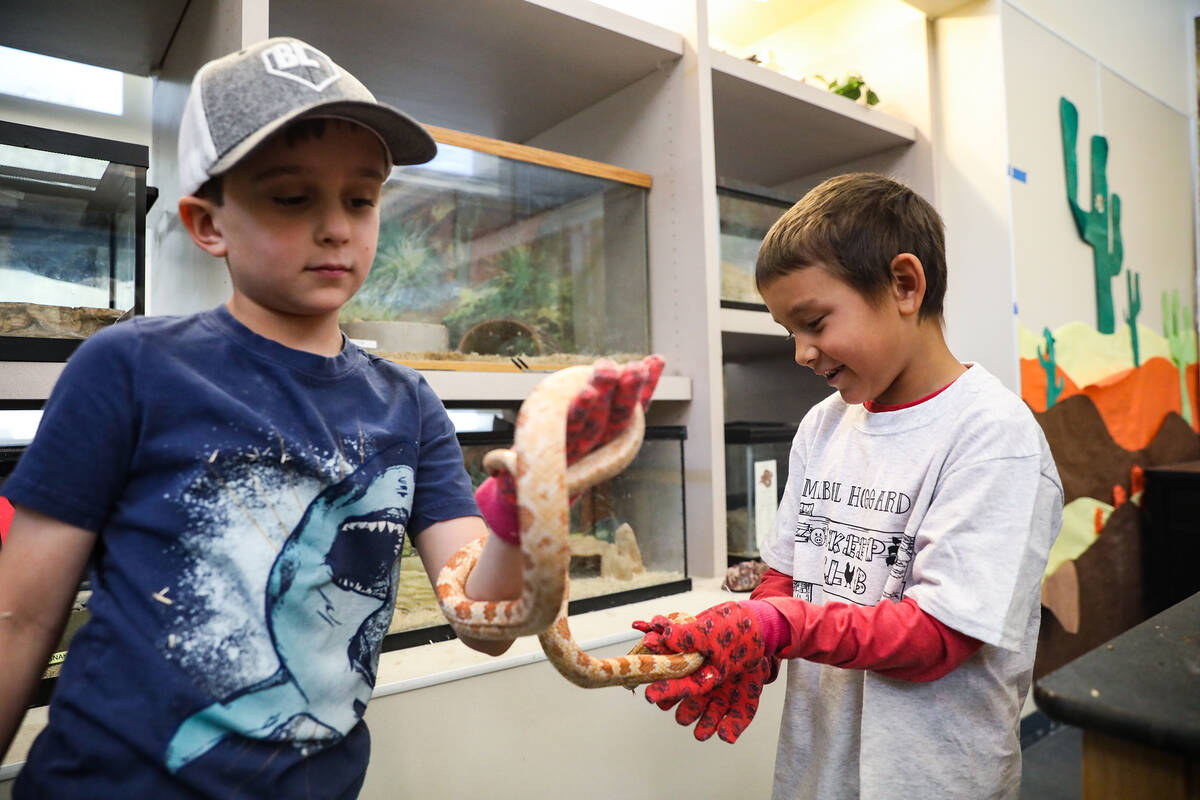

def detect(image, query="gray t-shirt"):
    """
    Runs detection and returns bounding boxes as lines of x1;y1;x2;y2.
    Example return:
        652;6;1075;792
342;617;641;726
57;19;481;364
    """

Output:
761;364;1063;800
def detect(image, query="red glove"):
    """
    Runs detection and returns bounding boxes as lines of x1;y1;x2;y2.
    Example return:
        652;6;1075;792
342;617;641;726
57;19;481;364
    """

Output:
476;356;664;544
632;601;771;743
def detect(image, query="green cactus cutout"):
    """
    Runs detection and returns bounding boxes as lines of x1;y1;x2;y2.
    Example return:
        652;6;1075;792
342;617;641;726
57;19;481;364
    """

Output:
1037;327;1064;408
1163;289;1197;425
1124;270;1141;367
1060;97;1123;334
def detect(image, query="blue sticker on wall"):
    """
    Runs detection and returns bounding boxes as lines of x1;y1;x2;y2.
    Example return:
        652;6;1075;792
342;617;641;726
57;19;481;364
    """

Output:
1008;165;1027;183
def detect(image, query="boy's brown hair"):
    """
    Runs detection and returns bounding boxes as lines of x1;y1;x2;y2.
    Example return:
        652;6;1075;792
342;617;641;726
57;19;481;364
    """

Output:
755;173;947;321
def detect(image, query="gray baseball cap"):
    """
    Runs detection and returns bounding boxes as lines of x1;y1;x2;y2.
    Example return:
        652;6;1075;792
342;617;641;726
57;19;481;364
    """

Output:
177;37;436;196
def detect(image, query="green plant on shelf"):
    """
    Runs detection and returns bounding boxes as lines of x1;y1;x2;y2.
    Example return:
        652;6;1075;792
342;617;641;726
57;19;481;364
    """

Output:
813;73;880;106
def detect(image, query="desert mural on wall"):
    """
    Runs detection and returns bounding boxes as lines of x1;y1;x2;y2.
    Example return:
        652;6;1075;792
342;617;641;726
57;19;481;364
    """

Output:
1011;87;1200;678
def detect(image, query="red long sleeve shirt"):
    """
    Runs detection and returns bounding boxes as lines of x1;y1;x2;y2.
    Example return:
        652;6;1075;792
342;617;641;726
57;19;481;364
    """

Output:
748;567;983;682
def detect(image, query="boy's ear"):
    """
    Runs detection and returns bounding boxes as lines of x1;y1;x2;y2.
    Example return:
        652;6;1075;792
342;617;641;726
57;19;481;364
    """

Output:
889;253;926;316
178;196;227;258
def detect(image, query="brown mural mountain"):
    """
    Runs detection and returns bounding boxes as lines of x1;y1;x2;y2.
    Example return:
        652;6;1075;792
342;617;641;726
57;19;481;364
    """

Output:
1034;395;1200;504
1034;501;1143;680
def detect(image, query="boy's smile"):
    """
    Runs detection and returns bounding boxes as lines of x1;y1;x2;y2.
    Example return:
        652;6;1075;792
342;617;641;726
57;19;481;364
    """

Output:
186;121;389;354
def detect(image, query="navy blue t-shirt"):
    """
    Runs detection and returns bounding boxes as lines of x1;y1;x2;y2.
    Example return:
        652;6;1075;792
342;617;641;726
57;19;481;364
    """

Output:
5;306;479;798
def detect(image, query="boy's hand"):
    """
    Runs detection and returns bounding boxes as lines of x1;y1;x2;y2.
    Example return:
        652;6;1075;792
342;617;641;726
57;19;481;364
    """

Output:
475;356;664;544
632;601;771;743
659;655;772;743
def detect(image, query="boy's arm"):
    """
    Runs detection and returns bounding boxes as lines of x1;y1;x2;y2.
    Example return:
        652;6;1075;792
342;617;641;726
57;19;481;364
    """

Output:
746;567;981;680
414;515;522;657
751;594;982;682
0;504;95;760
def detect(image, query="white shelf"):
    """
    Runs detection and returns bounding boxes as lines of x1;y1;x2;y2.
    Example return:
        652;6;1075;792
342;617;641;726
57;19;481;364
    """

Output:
0;362;690;405
720;306;780;337
0;362;65;401
0;0;188;75
709;48;917;185
720;308;795;363
422;370;691;402
270;0;684;144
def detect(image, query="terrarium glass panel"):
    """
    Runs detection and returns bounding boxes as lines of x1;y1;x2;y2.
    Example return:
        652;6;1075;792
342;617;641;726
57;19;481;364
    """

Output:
725;422;794;559
0;125;145;346
388;427;688;639
341;136;650;365
718;182;795;308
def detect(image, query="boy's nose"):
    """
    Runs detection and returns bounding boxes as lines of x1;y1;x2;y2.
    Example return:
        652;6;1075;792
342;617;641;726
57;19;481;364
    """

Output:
795;341;819;369
316;206;352;245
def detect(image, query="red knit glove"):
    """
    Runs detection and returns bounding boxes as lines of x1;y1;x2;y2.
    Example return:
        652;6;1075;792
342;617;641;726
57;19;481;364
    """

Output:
632;601;771;743
477;356;664;544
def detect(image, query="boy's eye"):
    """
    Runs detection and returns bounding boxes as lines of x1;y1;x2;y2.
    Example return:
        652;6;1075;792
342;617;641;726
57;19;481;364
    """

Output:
273;195;308;207
805;316;825;331
350;197;377;209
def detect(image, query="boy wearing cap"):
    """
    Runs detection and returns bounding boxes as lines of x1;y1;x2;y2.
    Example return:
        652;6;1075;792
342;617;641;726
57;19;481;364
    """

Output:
0;37;652;797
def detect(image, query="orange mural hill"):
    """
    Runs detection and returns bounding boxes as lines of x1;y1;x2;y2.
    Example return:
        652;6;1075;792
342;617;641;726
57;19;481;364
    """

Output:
1021;355;1200;451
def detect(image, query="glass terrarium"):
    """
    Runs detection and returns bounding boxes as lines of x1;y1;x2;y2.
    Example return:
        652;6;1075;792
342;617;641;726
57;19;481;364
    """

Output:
386;423;689;648
0;121;147;360
725;421;795;560
341;128;650;367
718;179;797;309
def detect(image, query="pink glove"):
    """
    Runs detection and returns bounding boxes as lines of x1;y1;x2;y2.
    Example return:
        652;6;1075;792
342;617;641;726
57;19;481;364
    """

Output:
632;600;776;743
0;497;12;546
476;356;664;545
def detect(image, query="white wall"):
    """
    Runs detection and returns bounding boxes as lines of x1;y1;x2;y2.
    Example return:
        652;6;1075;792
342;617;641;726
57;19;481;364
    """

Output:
1002;0;1196;338
360;635;784;799
1005;0;1194;116
931;0;1022;388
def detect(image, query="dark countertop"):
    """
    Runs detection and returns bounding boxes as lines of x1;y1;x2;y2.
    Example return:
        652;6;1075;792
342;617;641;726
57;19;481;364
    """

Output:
1034;591;1200;757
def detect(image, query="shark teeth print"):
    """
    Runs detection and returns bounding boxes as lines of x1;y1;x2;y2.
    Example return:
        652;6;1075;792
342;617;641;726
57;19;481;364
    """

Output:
341;519;405;535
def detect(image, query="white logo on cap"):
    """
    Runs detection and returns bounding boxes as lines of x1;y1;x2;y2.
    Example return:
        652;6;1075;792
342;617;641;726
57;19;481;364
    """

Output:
261;41;339;91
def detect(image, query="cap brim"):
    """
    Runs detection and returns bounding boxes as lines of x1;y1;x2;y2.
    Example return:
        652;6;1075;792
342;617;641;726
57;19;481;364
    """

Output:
207;99;437;179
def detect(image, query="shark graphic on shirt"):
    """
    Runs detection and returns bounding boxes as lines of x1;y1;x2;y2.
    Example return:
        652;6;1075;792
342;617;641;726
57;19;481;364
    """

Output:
164;452;413;772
